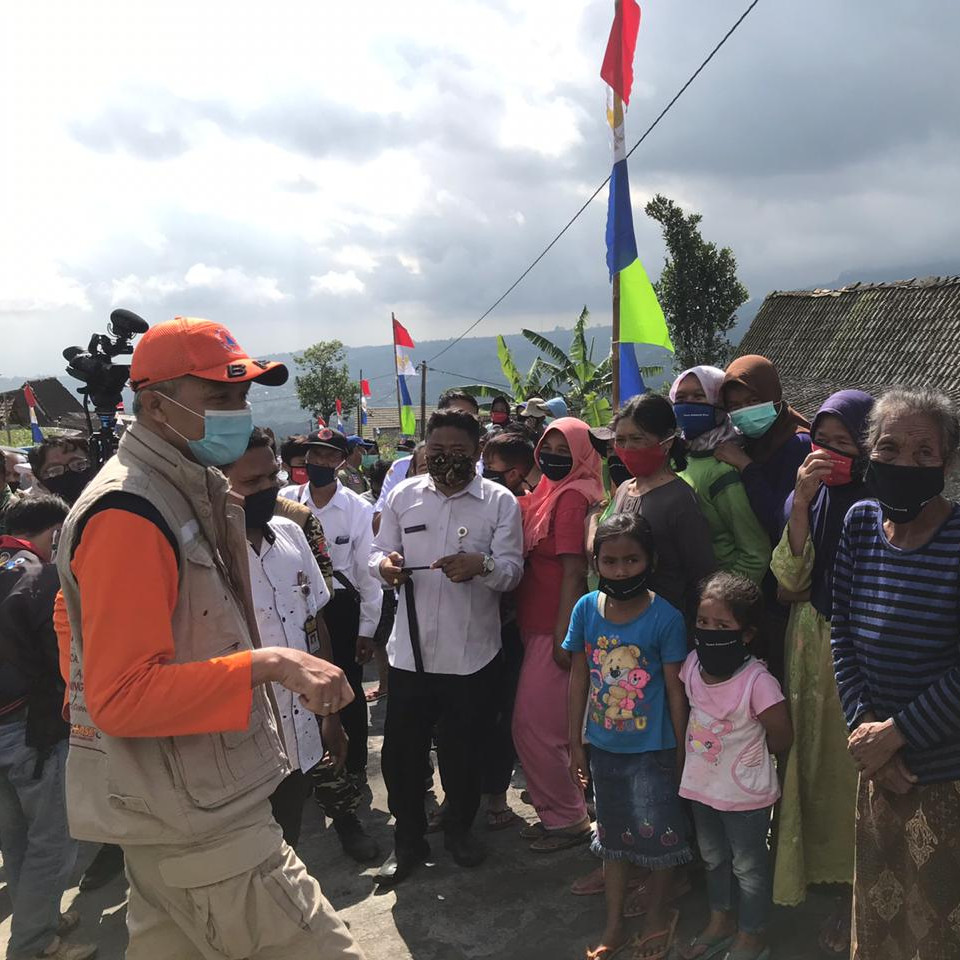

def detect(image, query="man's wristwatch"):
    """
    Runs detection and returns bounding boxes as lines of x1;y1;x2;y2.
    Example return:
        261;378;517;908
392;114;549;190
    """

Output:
480;554;495;577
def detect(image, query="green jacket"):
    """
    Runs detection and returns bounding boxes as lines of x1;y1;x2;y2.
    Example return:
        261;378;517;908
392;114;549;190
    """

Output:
679;453;771;584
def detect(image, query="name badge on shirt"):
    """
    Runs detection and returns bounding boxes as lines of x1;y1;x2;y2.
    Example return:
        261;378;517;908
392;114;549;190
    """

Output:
404;524;427;534
335;535;351;545
296;570;310;597
304;615;321;656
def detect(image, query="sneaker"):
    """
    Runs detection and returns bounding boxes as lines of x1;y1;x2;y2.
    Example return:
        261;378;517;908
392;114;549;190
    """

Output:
37;936;97;960
79;844;125;891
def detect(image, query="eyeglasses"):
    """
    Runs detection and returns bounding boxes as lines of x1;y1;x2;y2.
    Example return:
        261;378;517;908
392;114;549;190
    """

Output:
41;459;90;480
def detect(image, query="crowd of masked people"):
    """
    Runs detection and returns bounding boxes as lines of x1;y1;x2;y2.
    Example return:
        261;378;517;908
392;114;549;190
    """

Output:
0;317;957;960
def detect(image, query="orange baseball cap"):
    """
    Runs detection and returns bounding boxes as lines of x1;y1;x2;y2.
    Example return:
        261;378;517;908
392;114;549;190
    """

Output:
129;317;288;389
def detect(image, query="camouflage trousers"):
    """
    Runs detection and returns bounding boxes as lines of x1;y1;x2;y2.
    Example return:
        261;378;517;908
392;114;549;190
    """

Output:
311;758;364;821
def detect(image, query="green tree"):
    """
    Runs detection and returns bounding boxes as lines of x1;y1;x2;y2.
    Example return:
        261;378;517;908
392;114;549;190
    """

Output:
459;307;661;427
293;340;359;423
644;194;749;371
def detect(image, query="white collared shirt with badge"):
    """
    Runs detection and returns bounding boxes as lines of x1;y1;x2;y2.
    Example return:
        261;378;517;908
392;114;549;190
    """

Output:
279;480;383;636
369;473;524;675
247;514;330;773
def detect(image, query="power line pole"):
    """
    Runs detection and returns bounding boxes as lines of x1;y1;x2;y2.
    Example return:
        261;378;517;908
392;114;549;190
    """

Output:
419;360;427;440
611;82;623;411
357;368;363;439
391;312;403;436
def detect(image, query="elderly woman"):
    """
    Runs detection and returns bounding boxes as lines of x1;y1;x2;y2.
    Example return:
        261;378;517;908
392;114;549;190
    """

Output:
771;390;874;953
831;388;960;960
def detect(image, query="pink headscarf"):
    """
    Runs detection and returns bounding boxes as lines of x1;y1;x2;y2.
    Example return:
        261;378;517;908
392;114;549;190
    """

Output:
520;417;604;555
668;365;738;452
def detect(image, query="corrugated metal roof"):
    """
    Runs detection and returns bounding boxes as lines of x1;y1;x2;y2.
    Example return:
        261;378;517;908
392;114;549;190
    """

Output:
735;276;960;417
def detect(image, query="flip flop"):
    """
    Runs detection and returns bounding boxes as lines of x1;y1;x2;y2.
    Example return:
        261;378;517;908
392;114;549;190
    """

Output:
720;949;770;960
677;932;735;960
817;902;851;956
585;942;629;960
485;807;523;831
529;826;593;853
365;688;386;702
624;908;679;960
519;821;547;840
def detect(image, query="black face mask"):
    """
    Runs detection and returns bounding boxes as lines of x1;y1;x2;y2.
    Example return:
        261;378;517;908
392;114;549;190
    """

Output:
244;485;279;530
598;570;649;602
607;454;632;488
538;451;573;482
695;627;750;678
306;464;338;488
43;468;95;506
866;460;945;524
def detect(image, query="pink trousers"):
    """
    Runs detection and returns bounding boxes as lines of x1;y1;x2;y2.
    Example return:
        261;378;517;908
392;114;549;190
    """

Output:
511;632;588;830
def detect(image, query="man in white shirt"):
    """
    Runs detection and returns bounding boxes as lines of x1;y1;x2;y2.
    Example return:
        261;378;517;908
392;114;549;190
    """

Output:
280;428;382;863
370;409;523;885
224;429;348;849
373;391;481;516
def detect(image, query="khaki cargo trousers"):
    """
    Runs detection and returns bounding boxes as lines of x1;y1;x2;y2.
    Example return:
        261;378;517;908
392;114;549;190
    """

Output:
121;821;365;960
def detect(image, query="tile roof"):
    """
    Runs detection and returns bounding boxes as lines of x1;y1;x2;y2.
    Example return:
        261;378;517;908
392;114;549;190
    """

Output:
0;377;86;427
735;276;960;418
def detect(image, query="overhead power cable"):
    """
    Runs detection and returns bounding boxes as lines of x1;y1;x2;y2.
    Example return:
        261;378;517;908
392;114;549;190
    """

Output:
424;0;763;365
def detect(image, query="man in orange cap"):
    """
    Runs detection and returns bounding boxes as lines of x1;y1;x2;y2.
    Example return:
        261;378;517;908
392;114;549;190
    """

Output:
55;318;366;959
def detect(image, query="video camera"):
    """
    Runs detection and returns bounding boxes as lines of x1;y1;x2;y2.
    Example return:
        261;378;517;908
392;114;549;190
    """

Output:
63;309;149;468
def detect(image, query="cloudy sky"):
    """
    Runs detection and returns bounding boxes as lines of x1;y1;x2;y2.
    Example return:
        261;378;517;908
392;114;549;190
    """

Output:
2;0;959;376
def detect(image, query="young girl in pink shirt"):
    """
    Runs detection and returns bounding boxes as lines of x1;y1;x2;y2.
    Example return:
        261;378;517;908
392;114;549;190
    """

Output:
678;573;793;960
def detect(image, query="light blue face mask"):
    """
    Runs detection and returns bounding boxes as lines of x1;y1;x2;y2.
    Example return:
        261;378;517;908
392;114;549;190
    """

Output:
158;393;254;467
729;401;780;439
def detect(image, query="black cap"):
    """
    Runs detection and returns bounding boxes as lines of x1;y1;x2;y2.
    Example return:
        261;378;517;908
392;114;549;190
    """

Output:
305;428;350;457
588;425;615;457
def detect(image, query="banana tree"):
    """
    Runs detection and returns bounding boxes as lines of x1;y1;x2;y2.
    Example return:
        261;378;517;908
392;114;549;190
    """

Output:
457;307;662;427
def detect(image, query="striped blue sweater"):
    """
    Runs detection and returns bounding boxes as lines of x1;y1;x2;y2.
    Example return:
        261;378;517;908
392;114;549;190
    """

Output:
831;500;960;783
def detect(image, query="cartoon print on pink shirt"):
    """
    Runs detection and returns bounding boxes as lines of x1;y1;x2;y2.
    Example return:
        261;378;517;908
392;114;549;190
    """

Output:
687;710;734;765
590;636;651;731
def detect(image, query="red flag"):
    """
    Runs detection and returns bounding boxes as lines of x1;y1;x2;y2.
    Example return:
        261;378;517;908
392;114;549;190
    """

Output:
23;384;37;408
335;398;343;416
360;379;371;397
392;314;415;349
317;415;326;428
600;0;641;105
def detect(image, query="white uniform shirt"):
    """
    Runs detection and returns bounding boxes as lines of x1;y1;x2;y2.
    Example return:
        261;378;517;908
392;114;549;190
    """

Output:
374;456;412;514
247;515;330;773
279;480;382;636
369;473;524;675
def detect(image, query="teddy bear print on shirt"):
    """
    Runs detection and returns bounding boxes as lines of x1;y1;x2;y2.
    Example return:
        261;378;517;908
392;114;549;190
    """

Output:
589;636;652;731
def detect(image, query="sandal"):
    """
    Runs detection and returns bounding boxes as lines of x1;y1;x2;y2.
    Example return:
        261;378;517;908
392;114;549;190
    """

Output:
585;943;628;960
529;826;592;853
519;821;547;840
677;932;735;960
624;908;679;960
623;871;691;918
485;807;522;831
365;688;386;702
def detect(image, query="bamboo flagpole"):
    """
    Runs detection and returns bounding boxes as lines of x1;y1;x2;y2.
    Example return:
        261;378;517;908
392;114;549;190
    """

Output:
391;312;403;434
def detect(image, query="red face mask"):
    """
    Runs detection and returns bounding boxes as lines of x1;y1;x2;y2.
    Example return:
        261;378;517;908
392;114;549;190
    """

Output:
811;443;856;487
290;466;309;485
614;442;669;478
491;411;509;425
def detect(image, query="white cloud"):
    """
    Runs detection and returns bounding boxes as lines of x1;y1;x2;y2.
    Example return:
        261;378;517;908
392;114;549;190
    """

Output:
397;254;422;275
0;268;90;313
183;264;287;303
334;246;378;273
309;270;365;296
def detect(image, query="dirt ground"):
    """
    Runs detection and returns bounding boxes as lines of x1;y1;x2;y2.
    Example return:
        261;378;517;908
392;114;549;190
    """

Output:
0;686;839;959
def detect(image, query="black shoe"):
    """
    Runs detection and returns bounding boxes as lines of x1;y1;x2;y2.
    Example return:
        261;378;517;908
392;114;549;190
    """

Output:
333;814;381;864
444;831;488;868
375;842;430;887
79;843;126;891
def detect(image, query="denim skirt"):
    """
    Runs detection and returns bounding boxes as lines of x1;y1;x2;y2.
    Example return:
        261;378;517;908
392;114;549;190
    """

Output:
590;746;693;869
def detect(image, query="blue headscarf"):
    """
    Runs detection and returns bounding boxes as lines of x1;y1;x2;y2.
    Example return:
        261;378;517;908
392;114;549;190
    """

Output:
784;389;874;617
